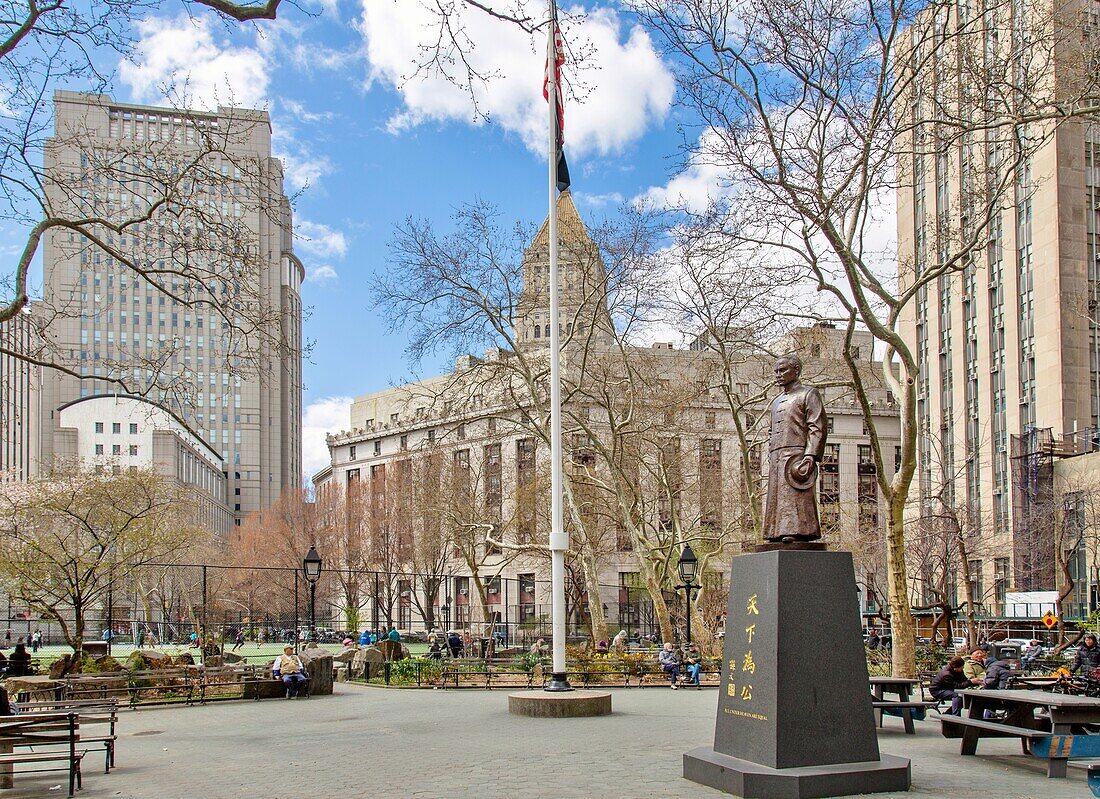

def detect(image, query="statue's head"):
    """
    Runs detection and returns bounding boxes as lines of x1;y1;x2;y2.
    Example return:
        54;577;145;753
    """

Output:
774;354;803;386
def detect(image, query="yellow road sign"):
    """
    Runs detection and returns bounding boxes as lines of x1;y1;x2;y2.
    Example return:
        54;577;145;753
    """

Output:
1042;612;1058;630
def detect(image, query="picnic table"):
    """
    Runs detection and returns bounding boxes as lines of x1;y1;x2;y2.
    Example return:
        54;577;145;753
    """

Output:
869;676;930;734
941;688;1100;778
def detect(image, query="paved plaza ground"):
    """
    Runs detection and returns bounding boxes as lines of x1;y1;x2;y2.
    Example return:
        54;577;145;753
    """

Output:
5;684;1092;798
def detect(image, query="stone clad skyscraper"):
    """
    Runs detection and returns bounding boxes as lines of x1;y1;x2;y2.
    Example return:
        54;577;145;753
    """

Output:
897;2;1100;601
39;91;303;525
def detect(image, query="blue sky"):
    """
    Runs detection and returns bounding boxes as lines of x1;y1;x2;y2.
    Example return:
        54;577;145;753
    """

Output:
30;1;738;478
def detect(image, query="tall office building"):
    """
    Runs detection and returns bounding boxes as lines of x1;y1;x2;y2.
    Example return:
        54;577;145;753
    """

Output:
39;91;303;525
897;2;1100;601
0;308;41;481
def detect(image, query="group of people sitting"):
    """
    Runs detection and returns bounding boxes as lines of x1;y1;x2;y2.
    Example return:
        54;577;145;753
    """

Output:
658;642;703;689
930;633;1100;714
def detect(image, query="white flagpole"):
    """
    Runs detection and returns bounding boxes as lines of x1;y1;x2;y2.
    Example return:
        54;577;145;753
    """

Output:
546;0;570;692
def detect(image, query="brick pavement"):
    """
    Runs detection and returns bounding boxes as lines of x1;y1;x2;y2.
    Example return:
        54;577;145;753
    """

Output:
4;684;1091;798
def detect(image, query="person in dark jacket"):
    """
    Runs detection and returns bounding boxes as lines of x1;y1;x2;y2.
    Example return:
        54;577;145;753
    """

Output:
7;643;31;677
930;657;977;715
983;658;1016;690
1073;634;1100;675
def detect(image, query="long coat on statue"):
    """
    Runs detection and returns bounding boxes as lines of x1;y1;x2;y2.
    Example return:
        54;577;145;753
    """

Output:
762;382;828;541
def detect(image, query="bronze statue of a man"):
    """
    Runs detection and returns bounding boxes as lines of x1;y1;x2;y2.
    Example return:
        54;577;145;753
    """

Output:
762;354;828;543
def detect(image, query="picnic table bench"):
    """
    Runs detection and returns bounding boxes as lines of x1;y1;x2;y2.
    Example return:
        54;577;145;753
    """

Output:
939;688;1100;778
0;711;84;796
869;676;936;734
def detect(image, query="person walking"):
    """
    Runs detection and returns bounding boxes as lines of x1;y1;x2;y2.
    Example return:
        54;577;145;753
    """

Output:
659;642;682;689
30;629;41;653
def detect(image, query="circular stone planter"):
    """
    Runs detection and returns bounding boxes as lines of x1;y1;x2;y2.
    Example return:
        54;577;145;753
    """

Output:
507;690;612;718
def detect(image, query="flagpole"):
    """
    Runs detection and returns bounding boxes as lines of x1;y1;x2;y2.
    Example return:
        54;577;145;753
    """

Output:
545;0;570;693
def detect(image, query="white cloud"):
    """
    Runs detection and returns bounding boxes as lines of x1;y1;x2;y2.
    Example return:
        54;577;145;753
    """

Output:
281;99;336;123
305;264;340;285
635;130;732;213
302;395;353;482
574;190;623;208
119;15;269;109
296;220;348;259
357;2;674;157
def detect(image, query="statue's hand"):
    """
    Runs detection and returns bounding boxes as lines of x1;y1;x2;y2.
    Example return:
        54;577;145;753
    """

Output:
792;455;816;480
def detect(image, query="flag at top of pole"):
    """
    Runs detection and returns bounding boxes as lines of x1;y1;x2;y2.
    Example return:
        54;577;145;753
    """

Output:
543;7;570;193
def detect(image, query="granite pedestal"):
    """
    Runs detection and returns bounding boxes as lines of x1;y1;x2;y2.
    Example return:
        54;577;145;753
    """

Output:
507;690;612;717
683;549;910;798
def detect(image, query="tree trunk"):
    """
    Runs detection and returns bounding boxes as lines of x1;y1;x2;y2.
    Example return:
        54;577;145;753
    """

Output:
886;498;917;677
577;541;609;644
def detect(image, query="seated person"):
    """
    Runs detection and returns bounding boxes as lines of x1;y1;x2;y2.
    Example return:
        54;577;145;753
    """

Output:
929;656;977;715
983;657;1016;690
658;642;681;690
683;643;702;687
0;685;15;716
427;636;444;661
272;645;307;699
7;643;32;677
962;649;987;683
1020;639;1042;671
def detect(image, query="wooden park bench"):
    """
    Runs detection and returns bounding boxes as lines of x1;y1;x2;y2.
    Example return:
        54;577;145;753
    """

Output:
17;699;119;773
0;711;85;796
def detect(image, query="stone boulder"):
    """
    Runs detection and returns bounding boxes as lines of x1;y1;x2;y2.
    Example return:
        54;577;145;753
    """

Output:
222;650;244;664
377;639;409;662
333;645;358;664
352;646;384;679
299;646;334;695
49;654;73;679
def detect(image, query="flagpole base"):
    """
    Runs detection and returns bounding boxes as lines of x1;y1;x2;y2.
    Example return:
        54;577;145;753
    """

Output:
544;672;573;692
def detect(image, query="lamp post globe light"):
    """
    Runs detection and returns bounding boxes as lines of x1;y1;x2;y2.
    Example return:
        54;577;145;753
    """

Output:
303;545;322;645
676;544;700;647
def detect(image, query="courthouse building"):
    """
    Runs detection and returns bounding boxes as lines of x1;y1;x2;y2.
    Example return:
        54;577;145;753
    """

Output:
316;193;901;633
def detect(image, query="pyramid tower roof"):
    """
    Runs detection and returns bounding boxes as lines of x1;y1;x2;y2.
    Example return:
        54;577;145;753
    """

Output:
530;190;595;250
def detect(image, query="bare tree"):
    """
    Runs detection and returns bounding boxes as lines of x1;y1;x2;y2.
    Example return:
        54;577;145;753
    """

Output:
0;462;203;661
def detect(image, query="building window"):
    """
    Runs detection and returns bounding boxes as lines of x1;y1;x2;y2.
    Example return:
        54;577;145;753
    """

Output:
129;445;138;456
349;445;357;461
95;444;104;455
129;423;138;434
400;434;408;451
347;468;360;485
112;422;121;434
95;422;104;433
111;444;121;455
373;440;381;456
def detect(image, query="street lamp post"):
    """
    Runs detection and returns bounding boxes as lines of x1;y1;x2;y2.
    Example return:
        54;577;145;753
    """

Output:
675;544;700;646
303;545;322;646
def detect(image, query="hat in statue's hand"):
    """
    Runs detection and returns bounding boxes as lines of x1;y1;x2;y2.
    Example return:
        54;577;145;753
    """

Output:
785;455;817;490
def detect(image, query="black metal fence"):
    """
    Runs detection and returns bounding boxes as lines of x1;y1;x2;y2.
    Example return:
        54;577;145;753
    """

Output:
0;562;701;664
